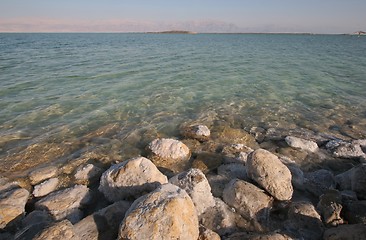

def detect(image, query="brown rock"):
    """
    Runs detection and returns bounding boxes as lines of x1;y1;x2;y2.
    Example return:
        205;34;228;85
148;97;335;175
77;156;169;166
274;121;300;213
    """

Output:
0;187;29;229
323;224;366;240
33;220;79;240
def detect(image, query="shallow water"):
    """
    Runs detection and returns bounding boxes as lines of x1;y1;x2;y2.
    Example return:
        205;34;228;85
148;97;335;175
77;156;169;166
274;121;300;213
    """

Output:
1;33;365;175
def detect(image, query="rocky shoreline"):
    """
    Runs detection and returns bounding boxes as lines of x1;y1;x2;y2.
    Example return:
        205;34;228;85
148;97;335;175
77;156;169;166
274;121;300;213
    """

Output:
1;123;366;239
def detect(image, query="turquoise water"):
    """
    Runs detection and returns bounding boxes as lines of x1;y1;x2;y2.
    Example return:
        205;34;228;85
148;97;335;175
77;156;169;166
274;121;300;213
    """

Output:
1;33;366;174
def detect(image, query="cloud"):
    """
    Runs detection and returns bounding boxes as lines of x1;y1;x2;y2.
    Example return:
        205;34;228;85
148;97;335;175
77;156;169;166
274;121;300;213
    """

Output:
0;18;242;33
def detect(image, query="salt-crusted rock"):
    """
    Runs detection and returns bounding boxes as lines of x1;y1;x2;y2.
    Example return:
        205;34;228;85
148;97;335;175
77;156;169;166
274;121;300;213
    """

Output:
99;157;167;202
118;184;199;240
0;187;30;229
223;179;273;224
326;140;365;159
323;224;366;240
181;124;211;142
285;202;323;240
285;136;319;152
169;168;215;216
29;166;58;185
33;178;59;197
32;219;80;240
351;164;366;199
198;225;220;240
317;190;344;226
200;198;254;236
218;163;249;181
147;138;191;173
74;201;132;240
35;185;91;223
74;164;103;184
343;200;366;224
246;149;293;201
305;169;335;197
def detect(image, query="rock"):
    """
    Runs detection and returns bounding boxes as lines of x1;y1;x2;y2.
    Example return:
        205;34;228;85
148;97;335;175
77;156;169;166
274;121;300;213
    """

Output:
147;138;191;173
169;168;215;216
74;201;132;240
118;183;199;240
74;164;103;184
335;167;354;190
99;157;167;202
206;173;230;198
343;200;366;224
246;149;293;201
327;140;365;159
250;126;266;143
211;126;259;149
317;190;344;226
29;166;58;185
198;225;220;240
192;152;223;174
200;198;255;236
22;210;53;227
221;144;253;164
218;163;249;181
35;185;92;223
323;224;366;240
32;219;80;240
223;179;273;226
305;169;335;197
0;187;29;229
285;202;323;240
351;164;366;199
181;124;211;141
340;190;358;201
33;178;59;197
285;136;318;152
225;232;292;240
15;211;53;240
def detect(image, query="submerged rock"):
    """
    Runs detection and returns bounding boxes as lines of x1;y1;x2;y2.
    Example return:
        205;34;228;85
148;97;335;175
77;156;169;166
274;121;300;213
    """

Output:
35;185;91;223
99;157;167;202
147;138;191;173
223;179;273;225
118;183;199;240
169;168;215;216
285;136;319;152
181;124;211;142
0;187;30;229
192;152;223;174
33;178;59;197
221;144;253;164
246;149;293;201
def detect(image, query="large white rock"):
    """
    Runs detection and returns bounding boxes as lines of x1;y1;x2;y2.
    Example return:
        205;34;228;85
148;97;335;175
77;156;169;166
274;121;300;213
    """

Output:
99;157;168;202
169;168;215;216
35;185;91;223
246;149;293;201
118;183;199;240
29;166;58;185
0;187;30;229
147;138;191;172
285;136;319;152
33;178;59;197
223;179;273;224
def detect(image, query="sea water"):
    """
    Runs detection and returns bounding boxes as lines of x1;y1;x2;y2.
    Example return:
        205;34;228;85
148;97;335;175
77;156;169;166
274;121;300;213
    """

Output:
0;33;365;175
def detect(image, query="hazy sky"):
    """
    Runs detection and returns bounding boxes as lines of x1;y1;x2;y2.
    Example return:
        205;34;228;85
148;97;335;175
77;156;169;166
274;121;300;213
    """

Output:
0;0;365;33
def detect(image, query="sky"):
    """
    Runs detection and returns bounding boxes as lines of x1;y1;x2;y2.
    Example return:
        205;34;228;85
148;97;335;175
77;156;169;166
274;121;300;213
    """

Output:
0;0;365;33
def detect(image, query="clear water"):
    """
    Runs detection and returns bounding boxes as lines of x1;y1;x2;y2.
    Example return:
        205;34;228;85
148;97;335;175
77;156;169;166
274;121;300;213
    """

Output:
1;33;366;174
